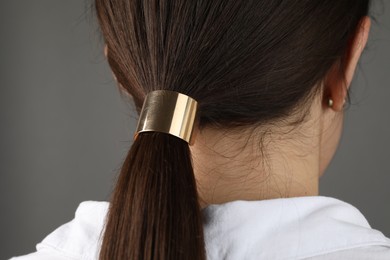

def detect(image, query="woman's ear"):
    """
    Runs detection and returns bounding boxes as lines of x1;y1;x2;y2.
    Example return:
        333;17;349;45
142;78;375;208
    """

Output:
104;44;119;83
325;16;371;111
104;44;108;58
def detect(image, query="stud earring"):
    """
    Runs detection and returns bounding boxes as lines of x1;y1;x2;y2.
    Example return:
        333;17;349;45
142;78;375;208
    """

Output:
328;98;334;108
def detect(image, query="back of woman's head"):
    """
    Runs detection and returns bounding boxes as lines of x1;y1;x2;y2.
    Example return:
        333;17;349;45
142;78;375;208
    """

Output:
94;1;371;259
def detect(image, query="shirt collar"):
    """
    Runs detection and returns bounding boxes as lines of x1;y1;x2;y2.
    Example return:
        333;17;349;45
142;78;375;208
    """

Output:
202;195;390;259
37;196;390;260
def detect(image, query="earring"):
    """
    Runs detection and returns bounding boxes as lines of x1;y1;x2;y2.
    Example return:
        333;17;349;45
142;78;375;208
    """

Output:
328;98;334;108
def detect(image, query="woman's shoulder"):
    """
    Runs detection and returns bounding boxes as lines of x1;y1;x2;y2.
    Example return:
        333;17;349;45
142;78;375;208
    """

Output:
10;201;109;260
9;196;390;259
203;195;390;259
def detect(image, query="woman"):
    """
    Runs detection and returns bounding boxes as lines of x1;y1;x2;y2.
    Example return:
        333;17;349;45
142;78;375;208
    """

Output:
11;0;390;259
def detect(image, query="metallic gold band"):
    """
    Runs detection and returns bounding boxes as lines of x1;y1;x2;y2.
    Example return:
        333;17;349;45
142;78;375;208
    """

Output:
133;90;198;144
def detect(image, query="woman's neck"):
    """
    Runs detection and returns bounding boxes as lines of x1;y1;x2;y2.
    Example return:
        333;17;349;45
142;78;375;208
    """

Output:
190;96;333;209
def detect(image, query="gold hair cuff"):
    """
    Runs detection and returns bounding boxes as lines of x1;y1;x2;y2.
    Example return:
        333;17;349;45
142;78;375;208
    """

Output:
134;90;198;144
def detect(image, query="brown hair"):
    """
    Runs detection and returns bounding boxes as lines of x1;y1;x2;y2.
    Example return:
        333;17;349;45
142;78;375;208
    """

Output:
94;1;371;259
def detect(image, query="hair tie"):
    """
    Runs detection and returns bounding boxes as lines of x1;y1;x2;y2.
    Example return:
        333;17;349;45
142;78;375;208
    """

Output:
134;90;198;145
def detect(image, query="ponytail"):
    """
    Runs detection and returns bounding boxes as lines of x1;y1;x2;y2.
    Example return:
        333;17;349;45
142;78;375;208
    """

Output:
99;91;206;259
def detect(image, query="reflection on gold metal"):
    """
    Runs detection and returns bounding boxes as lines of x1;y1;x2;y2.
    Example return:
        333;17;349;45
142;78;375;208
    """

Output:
134;90;198;144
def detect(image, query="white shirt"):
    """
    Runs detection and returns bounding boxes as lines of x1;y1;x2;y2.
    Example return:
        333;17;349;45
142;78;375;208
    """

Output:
10;196;390;260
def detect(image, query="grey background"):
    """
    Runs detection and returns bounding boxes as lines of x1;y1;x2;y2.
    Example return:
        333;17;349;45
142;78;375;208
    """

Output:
1;1;389;259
